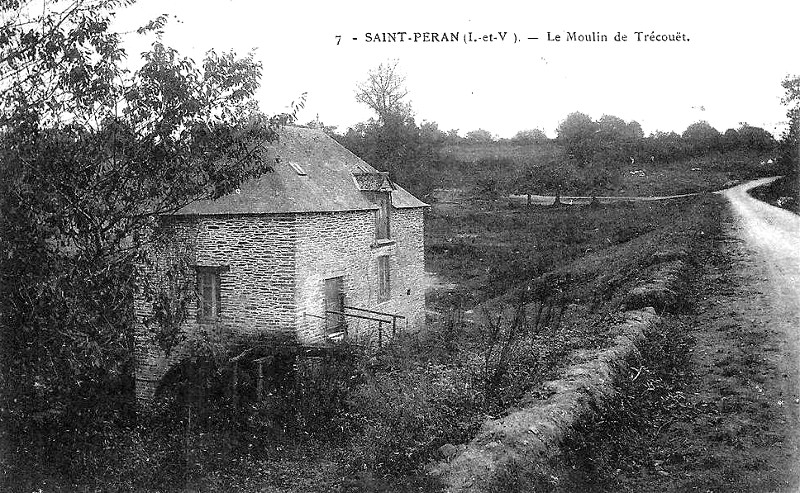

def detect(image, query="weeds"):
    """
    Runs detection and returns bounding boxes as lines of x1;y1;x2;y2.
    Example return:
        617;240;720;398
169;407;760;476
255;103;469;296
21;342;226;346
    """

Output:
556;318;697;490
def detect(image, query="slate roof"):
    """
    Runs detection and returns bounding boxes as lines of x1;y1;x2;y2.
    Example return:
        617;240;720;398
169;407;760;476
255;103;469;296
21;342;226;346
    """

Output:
175;126;427;215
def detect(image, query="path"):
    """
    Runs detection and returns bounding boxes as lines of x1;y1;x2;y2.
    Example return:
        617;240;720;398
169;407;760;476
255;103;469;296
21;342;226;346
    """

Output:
561;177;800;491
508;191;702;206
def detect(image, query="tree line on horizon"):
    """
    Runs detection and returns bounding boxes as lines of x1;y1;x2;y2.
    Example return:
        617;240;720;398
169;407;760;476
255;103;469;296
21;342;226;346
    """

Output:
305;61;786;197
311;108;781;196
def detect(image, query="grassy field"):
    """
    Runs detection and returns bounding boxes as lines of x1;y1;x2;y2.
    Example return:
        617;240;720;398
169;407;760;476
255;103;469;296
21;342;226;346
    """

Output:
426;196;721;313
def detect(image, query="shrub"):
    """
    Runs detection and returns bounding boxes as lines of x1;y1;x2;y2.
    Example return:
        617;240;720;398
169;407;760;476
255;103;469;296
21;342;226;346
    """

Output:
344;363;482;476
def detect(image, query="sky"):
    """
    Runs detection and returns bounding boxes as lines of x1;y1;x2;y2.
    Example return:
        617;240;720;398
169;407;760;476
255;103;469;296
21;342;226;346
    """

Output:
114;0;799;139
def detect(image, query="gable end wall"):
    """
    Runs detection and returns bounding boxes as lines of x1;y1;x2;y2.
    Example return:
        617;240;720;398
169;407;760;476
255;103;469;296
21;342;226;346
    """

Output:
135;214;297;403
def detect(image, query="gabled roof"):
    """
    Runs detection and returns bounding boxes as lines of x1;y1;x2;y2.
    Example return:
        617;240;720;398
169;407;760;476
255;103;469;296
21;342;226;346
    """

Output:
175;126;427;216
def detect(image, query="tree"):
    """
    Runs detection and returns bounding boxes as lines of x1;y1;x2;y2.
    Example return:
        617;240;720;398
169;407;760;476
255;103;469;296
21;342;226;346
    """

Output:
646;130;686;162
682;121;721;155
597;115;629;142
736;124;775;152
626;121;644;141
593;115;645;165
780;74;800;176
445;128;462;144
465;128;494;143
556;111;599;166
511;128;548;145
354;59;410;123
474;157;513;198
722;128;741;152
0;1;293;423
419;120;446;145
349;60;419;182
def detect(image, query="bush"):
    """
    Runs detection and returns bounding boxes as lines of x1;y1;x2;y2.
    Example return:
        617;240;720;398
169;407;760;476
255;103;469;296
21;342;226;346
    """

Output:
344;362;482;475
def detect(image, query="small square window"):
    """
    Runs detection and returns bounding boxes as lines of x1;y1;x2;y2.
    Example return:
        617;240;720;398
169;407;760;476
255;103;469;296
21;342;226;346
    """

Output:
377;256;390;302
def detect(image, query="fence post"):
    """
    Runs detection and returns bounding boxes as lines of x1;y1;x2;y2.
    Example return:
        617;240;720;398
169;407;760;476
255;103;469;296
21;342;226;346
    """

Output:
255;359;264;401
378;321;383;348
231;362;239;407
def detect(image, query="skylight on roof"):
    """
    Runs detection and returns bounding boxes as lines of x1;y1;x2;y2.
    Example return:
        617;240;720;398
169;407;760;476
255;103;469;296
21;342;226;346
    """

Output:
288;161;307;176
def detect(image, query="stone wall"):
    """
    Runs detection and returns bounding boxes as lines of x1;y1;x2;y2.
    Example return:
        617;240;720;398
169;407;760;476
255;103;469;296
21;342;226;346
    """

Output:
195;215;297;336
379;207;426;333
294;210;375;344
135;205;426;403
293;206;426;345
134;214;298;403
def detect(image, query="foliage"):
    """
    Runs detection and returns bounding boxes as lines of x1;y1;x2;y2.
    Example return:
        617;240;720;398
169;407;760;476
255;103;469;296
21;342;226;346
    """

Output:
749;175;799;213
474;289;569;408
779;74;800;176
419;119;447;145
556;111;599;165
0;0;295;429
511;128;549;144
682;120;722;154
345;360;482;476
736;124;775;152
474;157;515;197
354;59;410;123
465;128;494;143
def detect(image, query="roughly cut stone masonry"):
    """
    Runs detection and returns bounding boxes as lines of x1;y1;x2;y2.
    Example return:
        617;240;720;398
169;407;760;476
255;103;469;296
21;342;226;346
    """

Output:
135;207;426;403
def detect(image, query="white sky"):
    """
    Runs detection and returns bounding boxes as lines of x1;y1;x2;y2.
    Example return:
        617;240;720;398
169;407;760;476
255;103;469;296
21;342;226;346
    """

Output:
115;0;799;138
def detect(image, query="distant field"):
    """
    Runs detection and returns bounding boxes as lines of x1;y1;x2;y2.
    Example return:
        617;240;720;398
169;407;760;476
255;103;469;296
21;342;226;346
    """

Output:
440;142;556;165
436;143;776;196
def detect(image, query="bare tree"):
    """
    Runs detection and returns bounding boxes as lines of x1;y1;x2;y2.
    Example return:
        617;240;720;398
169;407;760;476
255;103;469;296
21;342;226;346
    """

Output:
355;60;410;123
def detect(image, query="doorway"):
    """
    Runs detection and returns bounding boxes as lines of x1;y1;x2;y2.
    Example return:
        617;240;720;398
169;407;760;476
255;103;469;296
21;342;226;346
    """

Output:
324;276;345;334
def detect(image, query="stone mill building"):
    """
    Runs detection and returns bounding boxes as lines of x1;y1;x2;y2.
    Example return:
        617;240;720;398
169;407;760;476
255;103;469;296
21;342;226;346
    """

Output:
134;126;427;402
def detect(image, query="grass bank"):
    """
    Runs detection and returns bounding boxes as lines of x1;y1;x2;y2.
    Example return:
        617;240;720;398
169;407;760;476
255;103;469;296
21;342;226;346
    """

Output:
748;174;799;213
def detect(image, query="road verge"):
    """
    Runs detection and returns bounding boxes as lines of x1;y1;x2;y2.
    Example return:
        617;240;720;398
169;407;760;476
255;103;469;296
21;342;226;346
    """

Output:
429;308;659;492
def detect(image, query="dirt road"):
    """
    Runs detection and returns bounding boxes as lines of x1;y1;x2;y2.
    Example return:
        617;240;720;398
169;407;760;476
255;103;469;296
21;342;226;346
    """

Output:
723;177;800;325
559;179;800;492
508;192;702;206
708;177;800;491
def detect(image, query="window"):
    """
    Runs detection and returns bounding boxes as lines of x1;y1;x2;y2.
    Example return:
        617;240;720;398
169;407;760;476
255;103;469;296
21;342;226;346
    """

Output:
288;161;307;176
375;192;391;240
196;266;226;322
377;256;390;302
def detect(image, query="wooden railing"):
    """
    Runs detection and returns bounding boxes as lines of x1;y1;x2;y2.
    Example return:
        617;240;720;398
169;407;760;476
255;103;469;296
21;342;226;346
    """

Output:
305;305;406;348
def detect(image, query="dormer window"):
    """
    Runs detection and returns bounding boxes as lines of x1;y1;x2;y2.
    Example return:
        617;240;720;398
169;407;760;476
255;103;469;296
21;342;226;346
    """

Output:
353;172;393;243
375;191;391;240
